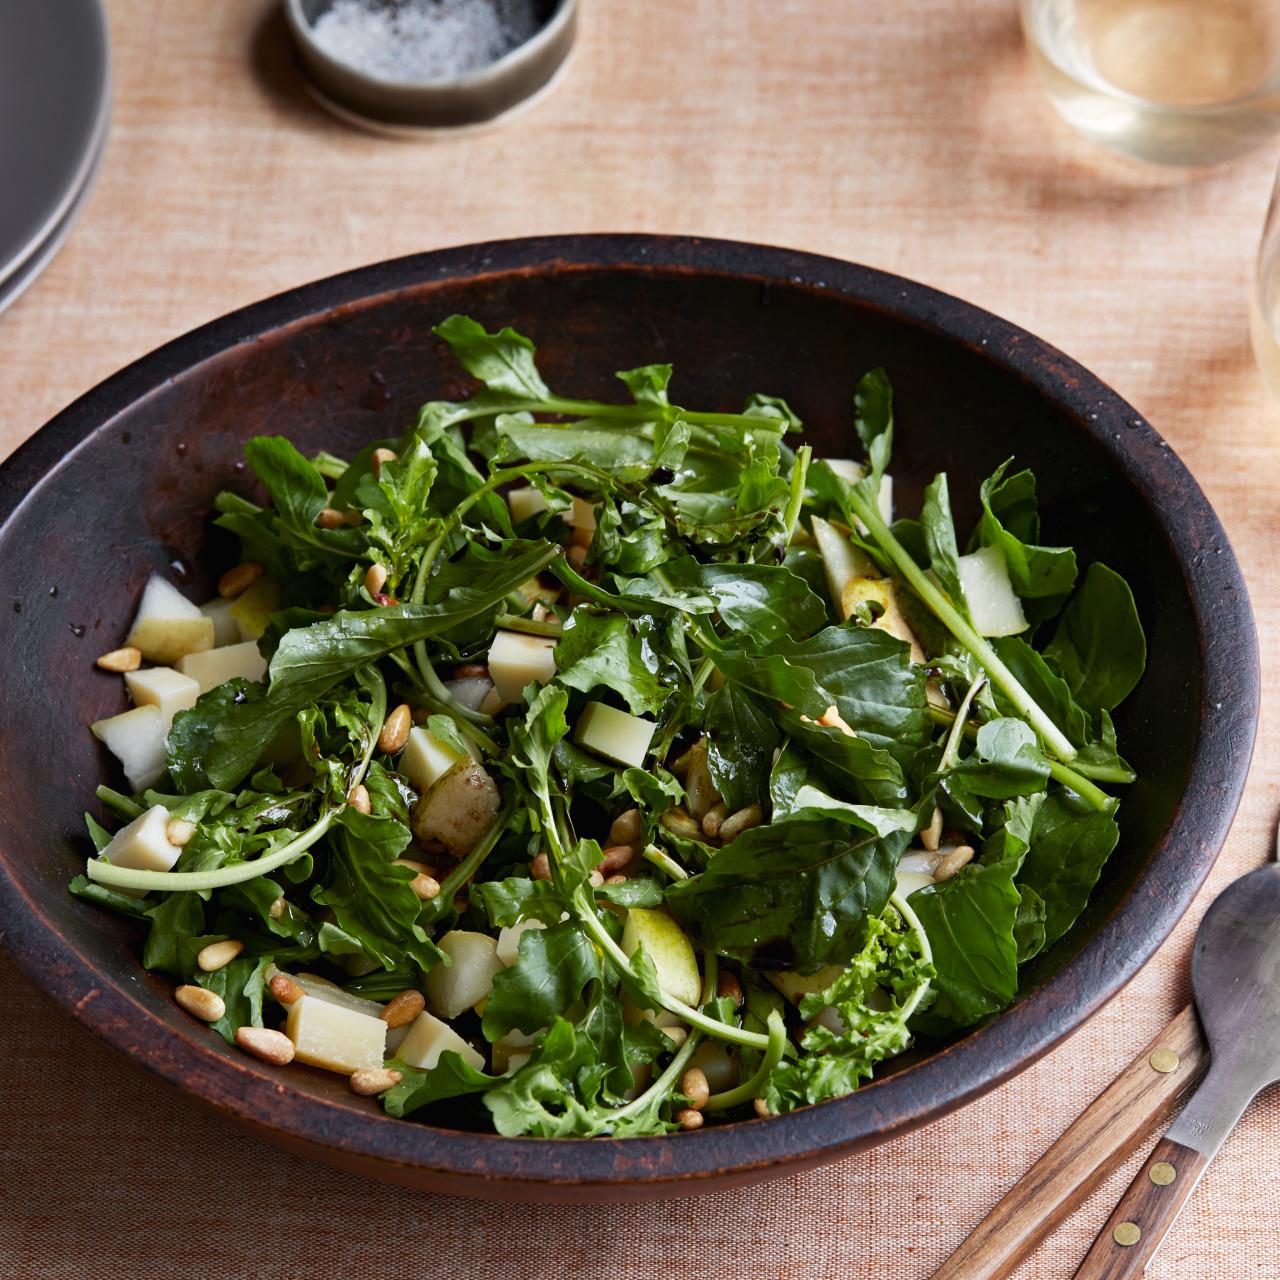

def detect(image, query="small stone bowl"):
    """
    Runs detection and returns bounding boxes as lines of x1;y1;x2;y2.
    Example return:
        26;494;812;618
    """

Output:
283;0;577;135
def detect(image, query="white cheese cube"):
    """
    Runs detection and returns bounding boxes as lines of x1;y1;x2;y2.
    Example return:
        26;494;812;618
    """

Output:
957;545;1028;637
426;931;504;1020
496;918;545;966
285;994;387;1074
574;702;656;769
507;486;549;522
91;705;168;793
97;805;181;898
393;1010;485;1072
400;726;468;795
125;575;216;667
177;640;268;693
266;967;385;1019
199;597;241;647
488;629;557;703
124;666;200;730
566;497;597;531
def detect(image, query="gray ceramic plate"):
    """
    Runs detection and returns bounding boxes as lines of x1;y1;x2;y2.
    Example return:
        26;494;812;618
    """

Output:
0;0;110;290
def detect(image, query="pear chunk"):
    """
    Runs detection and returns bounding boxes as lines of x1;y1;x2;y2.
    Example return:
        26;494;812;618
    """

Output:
426;931;504;1019
125;574;215;665
394;1010;485;1072
957;545;1028;637
622;908;701;1008
91;705;168;792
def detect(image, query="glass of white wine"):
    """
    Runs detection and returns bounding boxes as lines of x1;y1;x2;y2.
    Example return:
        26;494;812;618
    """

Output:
1020;0;1280;165
1252;163;1280;395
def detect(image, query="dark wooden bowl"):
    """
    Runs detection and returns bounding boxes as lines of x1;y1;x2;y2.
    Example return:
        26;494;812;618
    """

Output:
0;236;1258;1202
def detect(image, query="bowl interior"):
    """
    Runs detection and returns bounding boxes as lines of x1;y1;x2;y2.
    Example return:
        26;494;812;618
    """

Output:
0;242;1254;1198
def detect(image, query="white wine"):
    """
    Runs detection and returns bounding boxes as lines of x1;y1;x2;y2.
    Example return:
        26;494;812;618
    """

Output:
1022;0;1280;165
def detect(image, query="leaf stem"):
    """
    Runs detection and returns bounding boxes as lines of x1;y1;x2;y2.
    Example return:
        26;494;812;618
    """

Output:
703;1009;788;1112
780;445;812;547
422;800;515;921
642;844;688;881
493;612;563;638
889;891;934;1023
938;675;986;773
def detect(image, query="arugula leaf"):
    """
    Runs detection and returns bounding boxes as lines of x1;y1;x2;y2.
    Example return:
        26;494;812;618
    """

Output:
921;473;970;619
482;920;602;1039
854;367;894;485
947;718;1050;801
991;636;1094;748
554;609;669;716
434;315;551;399
659;558;827;644
616;364;672;406
703;684;779;811
383;1053;499;1118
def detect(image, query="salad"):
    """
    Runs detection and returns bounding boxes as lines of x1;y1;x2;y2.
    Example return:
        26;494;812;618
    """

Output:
73;316;1146;1136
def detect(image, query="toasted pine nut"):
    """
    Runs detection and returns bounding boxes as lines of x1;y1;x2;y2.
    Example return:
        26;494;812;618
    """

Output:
315;507;346;529
197;939;244;972
752;1097;773;1119
566;544;588;571
719;804;763;843
816;704;856;736
596;844;637;877
175;984;225;1022
675;1108;704;1131
378;703;411;754
588;870;605;888
96;646;142;673
364;563;388;596
235;1025;294;1066
453;662;489;679
685;743;720;821
218;561;263;599
350;1067;402;1096
669;745;694;778
382;989;425;1028
661;1026;688;1048
165;817;197;847
269;896;285;920
394;857;432;875
608;807;643;846
680;1067;710;1110
267;973;304;1005
347;783;371;814
660;807;702;840
604;873;627;886
933;845;975;882
921;806;943;852
371;447;398;476
701;801;728;839
342;509;364;526
412;873;442;900
530;852;552;881
717;970;744;1007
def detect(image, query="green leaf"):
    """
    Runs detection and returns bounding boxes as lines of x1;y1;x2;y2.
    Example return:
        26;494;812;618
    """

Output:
921;473;970;620
434;315;550;399
383;1053;499;1118
482;920;602;1039
703;683;780;811
990;636;1094;749
948;718;1050;800
659;558;827;644
554;609;669;715
495;419;653;471
854;367;894;488
167;681;260;794
616;363;671;406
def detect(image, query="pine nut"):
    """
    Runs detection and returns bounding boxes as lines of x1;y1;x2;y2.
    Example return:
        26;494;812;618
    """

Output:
717;970;744;1007
604;873;628;886
217;561;263;599
350;1067;402;1096
719;804;763;843
347;783;371;814
342;509;364;526
235;1026;295;1066
175;984;225;1022
680;1067;710;1110
596;844;637;877
933;845;975;882
530;852;552;881
661;1026;688;1048
660;807;702;840
669;745;694;778
685;743;721;820
371;447;398;476
315;507;346;529
921;806;943;852
817;704;856;736
197;939;244;972
565;543;589;572
165;817;197;847
701;801;728;839
752;1097;773;1119
364;563;388;595
393;860;442;900
378;704;411;754
267;973;303;1005
381;989;425;1028
269;896;285;920
675;1108;704;1131
608;808;643;846
96;646;142;672
588;870;605;888
453;662;489;679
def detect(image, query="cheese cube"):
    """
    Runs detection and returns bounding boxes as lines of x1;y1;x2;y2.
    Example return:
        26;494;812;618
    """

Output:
574;702;656;769
125;574;215;666
400;726;468;794
507;486;549;522
566;497;597;531
426;931;504;1020
177;640;267;693
199;597;241;647
125;666;200;730
957;545;1028;637
491;1029;538;1073
285;994;387;1074
91;704;168;792
393;1010;485;1073
97;805;181;898
488;629;557;703
496;918;545;966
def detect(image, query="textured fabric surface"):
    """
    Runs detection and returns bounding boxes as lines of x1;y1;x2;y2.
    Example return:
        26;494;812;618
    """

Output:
1;1;1278;1276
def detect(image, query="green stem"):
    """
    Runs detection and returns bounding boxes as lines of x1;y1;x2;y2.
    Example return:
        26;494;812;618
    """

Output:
96;786;143;821
311;451;348;480
846;488;1077;762
780;446;812;547
938;675;985;773
441;396;777;435
608;1026;703;1126
642;844;688;881
890;890;934;1023
703;1010;788;1112
494;612;563;638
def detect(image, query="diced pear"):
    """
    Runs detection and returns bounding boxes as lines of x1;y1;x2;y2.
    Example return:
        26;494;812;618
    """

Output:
229;577;281;641
491;1027;539;1073
896;868;935;896
285;993;387;1074
488;629;557;703
124;666;200;730
125;574;215;666
496;917;545;967
177;640;267;694
574;702;656;769
91;704;168;792
811;514;877;609
400;726;469;795
766;964;845;1005
394;1010;485;1072
957;545;1028;637
95;805;181;898
507;486;549;522
840;576;925;663
199;597;241;647
688;1040;738;1094
622;908;700;1007
425;931;504;1020
478;686;507;716
566;496;597;531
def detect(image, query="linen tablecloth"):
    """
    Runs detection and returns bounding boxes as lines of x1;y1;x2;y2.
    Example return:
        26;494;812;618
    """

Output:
2;2;1277;1276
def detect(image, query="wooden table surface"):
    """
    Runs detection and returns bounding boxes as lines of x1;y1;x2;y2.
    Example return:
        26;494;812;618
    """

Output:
2;2;1277;1277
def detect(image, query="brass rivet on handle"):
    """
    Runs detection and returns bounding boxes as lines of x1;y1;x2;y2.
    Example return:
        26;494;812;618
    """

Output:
1113;1222;1142;1247
1149;1162;1177;1186
1149;1048;1180;1074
